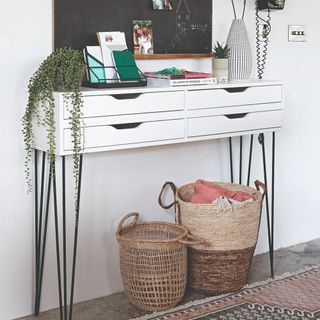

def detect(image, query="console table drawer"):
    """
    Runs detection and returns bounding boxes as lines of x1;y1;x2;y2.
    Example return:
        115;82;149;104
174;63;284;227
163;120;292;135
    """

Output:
64;91;184;119
188;110;282;137
64;119;185;150
186;85;282;110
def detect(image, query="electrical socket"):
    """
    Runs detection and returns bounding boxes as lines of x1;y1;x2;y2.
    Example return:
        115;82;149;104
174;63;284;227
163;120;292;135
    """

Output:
288;25;307;42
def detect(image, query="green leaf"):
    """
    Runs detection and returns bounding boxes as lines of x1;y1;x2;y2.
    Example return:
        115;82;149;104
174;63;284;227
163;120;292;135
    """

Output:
212;41;230;59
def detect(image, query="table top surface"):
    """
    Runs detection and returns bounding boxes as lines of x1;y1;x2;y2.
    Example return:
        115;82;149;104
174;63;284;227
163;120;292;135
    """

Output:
53;79;284;97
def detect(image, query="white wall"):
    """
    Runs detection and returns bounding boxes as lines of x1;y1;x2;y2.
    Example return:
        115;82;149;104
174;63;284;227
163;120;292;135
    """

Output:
0;1;52;319
1;0;319;319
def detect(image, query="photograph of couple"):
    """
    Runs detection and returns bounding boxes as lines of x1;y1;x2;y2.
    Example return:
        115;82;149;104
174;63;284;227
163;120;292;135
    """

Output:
152;0;173;10
133;20;154;55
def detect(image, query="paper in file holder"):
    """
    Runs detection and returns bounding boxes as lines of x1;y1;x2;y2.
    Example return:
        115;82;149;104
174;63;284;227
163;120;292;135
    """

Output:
83;46;147;88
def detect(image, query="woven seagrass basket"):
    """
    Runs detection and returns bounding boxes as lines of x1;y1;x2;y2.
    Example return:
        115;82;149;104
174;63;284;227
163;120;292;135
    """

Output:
159;180;266;294
116;212;199;311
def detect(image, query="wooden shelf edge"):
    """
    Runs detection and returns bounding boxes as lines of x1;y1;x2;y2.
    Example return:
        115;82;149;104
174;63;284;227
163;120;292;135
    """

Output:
134;53;214;60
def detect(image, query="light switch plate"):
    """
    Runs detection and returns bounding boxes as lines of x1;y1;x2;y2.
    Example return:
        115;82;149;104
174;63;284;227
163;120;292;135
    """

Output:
288;25;307;42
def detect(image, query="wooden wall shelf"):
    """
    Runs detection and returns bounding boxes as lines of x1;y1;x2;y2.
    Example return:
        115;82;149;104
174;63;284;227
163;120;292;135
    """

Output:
134;53;215;60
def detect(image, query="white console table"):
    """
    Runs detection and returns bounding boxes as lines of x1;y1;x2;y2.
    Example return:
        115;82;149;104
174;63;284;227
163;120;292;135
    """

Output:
32;79;284;319
34;80;283;154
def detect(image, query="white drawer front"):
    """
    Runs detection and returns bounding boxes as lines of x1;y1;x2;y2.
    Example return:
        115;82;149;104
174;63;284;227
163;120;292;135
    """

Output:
186;85;282;110
64;119;185;150
188;110;282;137
64;91;184;119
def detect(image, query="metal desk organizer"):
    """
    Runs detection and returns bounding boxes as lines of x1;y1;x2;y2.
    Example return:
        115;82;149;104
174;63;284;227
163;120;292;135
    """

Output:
82;64;147;89
32;79;283;319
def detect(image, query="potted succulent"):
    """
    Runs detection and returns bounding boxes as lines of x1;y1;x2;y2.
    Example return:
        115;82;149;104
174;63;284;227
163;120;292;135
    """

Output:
22;48;85;194
212;41;230;83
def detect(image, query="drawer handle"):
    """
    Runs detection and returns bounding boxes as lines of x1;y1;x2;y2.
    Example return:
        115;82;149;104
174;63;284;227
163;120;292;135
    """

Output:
224;87;248;93
110;122;143;130
110;93;142;100
225;113;248;119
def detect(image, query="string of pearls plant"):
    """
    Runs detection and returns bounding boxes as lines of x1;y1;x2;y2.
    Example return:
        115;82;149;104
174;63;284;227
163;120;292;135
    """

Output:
22;48;85;203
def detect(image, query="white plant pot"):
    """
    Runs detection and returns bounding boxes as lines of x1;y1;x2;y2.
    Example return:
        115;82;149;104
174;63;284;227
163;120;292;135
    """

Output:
213;58;229;83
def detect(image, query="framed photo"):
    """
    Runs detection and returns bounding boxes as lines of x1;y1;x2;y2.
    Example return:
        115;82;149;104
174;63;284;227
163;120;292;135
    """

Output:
152;0;173;10
132;20;154;54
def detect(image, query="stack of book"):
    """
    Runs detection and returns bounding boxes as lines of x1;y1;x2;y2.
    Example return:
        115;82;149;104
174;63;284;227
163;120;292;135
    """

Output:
144;69;217;86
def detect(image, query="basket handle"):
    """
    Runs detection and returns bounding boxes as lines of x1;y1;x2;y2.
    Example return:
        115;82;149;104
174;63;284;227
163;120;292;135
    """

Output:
116;212;139;235
158;181;177;209
254;180;267;197
178;233;204;246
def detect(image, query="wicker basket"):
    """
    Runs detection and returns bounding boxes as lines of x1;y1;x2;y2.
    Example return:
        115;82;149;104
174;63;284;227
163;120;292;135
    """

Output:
116;212;199;311
159;180;266;294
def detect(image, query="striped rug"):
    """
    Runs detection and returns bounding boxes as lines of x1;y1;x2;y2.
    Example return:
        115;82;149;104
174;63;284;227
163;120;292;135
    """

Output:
132;266;320;320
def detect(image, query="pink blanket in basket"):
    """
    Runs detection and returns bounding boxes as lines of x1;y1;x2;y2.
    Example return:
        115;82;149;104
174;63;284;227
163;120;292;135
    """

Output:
190;179;253;204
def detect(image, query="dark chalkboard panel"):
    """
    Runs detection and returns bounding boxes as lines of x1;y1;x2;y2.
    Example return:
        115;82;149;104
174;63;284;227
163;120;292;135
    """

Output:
54;0;212;54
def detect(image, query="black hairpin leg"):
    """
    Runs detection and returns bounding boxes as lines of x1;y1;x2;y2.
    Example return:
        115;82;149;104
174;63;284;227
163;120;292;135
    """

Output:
271;132;276;275
258;133;274;278
34;151;48;316
53;163;64;320
35;151;46;315
229;137;234;183
54;155;83;320
35;159;52;315
239;136;243;184
247;135;254;186
34;153;84;320
34;149;39;315
69;154;83;320
229;136;246;185
62;156;68;320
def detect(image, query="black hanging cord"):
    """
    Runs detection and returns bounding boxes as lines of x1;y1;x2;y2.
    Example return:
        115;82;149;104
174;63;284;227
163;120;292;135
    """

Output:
242;0;247;19
230;0;247;20
231;0;237;19
255;0;271;79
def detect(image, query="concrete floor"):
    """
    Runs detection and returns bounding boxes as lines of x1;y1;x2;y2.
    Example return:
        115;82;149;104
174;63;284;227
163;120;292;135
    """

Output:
19;238;320;320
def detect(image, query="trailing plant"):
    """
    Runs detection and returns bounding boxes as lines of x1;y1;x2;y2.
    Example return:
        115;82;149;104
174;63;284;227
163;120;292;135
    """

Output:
22;48;85;198
212;42;230;59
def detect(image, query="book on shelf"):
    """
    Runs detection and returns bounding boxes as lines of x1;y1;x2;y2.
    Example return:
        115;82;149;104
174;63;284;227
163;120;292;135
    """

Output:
144;70;212;80
146;76;217;87
112;50;141;82
83;46;106;84
144;69;216;86
96;31;127;82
